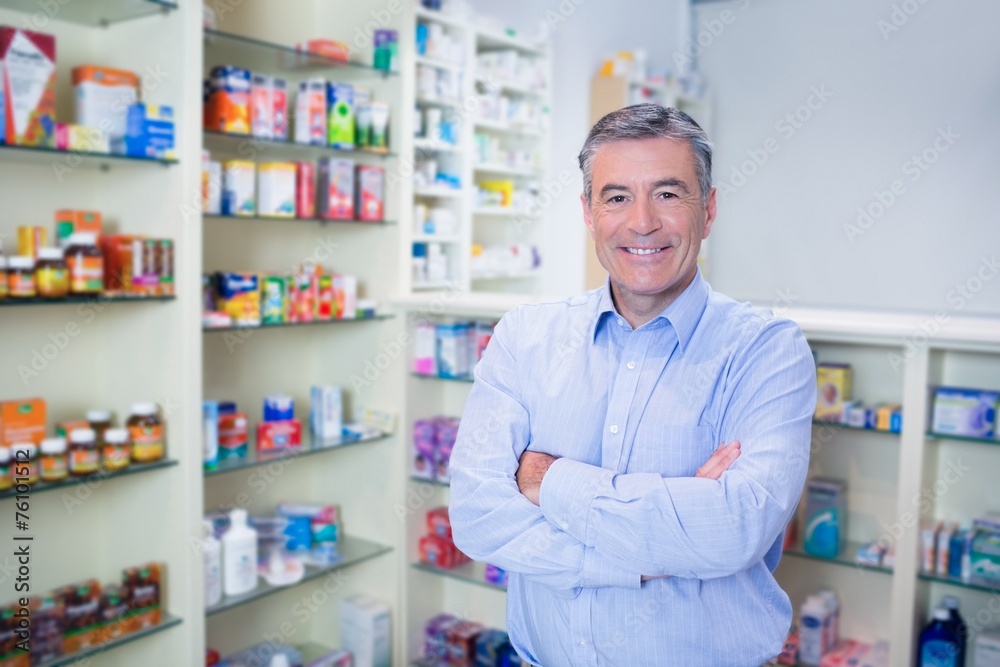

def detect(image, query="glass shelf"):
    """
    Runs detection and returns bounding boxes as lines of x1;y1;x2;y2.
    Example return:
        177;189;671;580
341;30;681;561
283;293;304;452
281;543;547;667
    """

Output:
203;313;393;333
926;431;1000;446
203;130;396;159
204;432;391;477
782;541;893;575
410;475;450;488
34;613;181;667
0;0;176;27
204;29;397;80
203;214;395;226
918;570;1000;594
410;372;474;384
0;459;177;501
410;561;507;593
206;535;392;616
0;294;174;308
811;419;900;436
0;143;176;168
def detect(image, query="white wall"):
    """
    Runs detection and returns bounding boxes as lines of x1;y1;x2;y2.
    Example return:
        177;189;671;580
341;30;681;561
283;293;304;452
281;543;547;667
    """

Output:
469;0;689;298
694;0;1000;316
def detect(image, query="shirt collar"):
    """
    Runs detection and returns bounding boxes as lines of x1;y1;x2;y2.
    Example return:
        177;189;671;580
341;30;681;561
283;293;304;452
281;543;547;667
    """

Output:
592;268;710;353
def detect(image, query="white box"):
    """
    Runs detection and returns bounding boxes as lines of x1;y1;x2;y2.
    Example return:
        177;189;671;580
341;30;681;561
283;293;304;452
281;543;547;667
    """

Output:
257;161;296;218
340;595;391;667
975;632;1000;667
310;385;343;442
206;160;222;215
222;160;255;216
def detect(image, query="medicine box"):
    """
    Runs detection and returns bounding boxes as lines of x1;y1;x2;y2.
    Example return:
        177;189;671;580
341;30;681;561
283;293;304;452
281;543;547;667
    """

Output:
804;477;847;559
121;562;162;633
971;529;1000;583
295;78;326;145
55;210;102;244
875;403;902;432
316;274;334;320
333;274;357;319
412;419;437;481
295;161;315;218
56;579;102;653
206;65;250;134
931;386;999;439
71;65;138;142
257;162;296;218
815;363;852;422
437;323;470;379
975;631;1000;667
326;82;355;149
413;322;438;376
310;385;343;442
257;419;303;452
272;77;288;140
356;164;385;221
120;103;175;159
317;157;354;219
427;506;451;539
340;595;391;667
215;271;260;326
0;398;46;447
260;275;286;324
222;160;256;216
1;26;56;147
250;73;273;139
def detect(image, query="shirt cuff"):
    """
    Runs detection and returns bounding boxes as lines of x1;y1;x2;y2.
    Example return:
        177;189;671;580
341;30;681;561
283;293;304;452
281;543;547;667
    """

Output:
539;457;613;546
581;547;641;589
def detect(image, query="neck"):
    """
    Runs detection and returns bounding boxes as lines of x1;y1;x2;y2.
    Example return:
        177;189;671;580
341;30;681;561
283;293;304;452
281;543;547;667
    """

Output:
610;269;697;329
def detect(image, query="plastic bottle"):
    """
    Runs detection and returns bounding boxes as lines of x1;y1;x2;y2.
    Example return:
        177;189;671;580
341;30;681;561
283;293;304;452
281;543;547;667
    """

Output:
222;508;258;597
941;596;967;665
799;595;830;666
203;520;222;607
920;607;961;667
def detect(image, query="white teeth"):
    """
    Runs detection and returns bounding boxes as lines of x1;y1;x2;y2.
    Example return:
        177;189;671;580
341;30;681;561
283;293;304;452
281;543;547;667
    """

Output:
625;247;663;255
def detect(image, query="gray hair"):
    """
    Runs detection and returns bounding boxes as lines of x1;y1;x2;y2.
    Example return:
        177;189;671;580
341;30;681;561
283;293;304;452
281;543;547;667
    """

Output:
578;103;713;207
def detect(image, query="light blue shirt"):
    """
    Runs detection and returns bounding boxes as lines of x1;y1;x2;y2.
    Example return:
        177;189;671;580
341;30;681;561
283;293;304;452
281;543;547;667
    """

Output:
449;270;816;667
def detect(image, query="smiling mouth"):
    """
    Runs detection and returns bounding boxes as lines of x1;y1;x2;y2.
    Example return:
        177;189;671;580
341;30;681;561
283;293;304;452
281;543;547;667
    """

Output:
623;247;668;255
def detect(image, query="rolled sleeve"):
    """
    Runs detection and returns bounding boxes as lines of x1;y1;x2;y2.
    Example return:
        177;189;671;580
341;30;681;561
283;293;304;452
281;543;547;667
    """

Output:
539;457;613;547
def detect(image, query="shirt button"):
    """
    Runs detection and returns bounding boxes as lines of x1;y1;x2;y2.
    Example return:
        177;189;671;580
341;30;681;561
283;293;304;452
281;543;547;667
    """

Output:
610;425;619;434
627;361;635;370
616;318;624;327
560;521;569;530
579;640;586;647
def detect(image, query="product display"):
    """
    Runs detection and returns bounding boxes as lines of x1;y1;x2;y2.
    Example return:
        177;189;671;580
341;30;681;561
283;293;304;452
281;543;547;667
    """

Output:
412;416;460;482
803;478;847;559
412;320;496;379
931;386;1000;439
423;614;527;667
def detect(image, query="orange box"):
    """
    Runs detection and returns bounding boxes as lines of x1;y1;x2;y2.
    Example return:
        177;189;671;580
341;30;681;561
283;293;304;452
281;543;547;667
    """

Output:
121;563;162;633
57;579;102;654
0;399;46;447
299;39;349;62
55;419;90;439
101;234;141;294
55;210;102;244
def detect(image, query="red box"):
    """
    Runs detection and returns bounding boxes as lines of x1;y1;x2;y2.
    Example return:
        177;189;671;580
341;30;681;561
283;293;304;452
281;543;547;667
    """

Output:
419;535;458;569
256;419;302;451
446;620;484;666
427;507;452;540
295;161;314;218
315;274;333;320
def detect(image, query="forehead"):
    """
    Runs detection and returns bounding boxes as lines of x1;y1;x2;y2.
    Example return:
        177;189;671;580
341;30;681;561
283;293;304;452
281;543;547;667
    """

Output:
591;137;697;185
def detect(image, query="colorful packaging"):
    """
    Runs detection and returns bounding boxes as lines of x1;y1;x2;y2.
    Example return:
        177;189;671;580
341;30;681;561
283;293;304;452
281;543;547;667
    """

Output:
55;210;101;244
57;579;102;653
875;403;902;432
819;639;862;667
937;522;957;575
476;629;512;667
218;412;249;460
250;73;273;139
121;103;174;159
215;272;260;326
419;534;461;569
222;160;256;216
355;103;372;149
263;393;294;422
294;78;326;145
413;419;437;481
369;101;389;150
0;398;46;447
932;387;1000;439
272;77;288;140
71;65;138;142
310;385;343;442
296;161;315;218
298;39;350;62
971;529;1000;583
355;164;384;221
97;586;130;644
447;621;485;666
260;275;287;324
55;419;89;439
921;520;941;573
206;65;250;134
435;416;460;482
804;477;846;559
437;323;470;378
257;419;302;452
121;563;161;632
332;274;357;319
0;603;30;667
257;161;296;218
28;596;63;663
425;614;460;662
1;27;56;147
315;274;334;320
414;322;438;375
427;506;451;539
778;628;799;665
17;225;46;258
317;157;354;219
373;29;398;72
55;122;109;153
101;235;141;293
815;363;852;422
326;82;354;149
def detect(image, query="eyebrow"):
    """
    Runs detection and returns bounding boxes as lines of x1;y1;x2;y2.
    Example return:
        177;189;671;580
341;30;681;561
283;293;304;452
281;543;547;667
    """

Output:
598;178;691;199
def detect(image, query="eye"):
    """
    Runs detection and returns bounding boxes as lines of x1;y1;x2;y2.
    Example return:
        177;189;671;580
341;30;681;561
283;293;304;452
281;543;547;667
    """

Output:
657;191;677;200
608;195;628;204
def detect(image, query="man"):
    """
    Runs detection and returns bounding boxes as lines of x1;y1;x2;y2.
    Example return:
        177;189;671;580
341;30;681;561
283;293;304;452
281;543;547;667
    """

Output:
449;104;815;667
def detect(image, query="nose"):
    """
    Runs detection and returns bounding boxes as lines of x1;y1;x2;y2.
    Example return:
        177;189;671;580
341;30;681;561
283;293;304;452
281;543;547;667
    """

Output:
627;196;662;236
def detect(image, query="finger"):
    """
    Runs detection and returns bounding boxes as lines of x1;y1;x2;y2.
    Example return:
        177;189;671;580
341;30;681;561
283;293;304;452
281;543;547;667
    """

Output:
696;441;737;477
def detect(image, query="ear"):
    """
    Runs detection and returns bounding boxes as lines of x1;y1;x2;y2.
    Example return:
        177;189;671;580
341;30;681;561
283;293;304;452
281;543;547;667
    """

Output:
702;187;717;240
581;193;595;238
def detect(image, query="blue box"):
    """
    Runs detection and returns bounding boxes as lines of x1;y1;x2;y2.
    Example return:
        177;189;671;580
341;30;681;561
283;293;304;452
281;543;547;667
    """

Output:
120;103;175;159
932;386;1000;438
804;477;847;559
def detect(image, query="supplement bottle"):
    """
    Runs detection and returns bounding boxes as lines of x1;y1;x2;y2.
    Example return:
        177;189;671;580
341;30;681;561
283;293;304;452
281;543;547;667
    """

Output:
40;437;69;482
86;409;113;446
36;247;69;298
8;257;37;298
102;428;131;472
68;428;100;476
10;443;39;485
158;239;174;296
0;447;11;491
65;232;104;295
0;256;8;300
128;403;165;463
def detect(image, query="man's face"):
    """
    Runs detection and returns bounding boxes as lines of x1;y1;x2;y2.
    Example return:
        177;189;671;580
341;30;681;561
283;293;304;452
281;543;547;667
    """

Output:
583;137;716;311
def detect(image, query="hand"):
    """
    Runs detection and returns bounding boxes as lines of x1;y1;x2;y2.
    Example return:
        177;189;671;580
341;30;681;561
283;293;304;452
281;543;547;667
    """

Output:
516;450;558;505
695;441;741;480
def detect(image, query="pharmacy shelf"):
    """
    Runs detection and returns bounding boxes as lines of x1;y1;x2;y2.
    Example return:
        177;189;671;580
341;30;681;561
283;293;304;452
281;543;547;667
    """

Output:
926;431;1000;446
414;187;465;200
410;372;474;384
473;119;544;137
0;294;174;308
412;281;461;290
415;95;463;109
203;214;395;226
475;78;546;98
413;138;462;154
473;164;539;178
782;541;893;576
414;6;468;29
34;613;182;667
475;29;545;56
413;234;460;243
204;431;392;477
202;313;393;333
0;0;176;27
0;143;176;168
203;130;395;159
0;459;177;501
917;570;1000;594
415;55;464;72
203;29;396;79
411;560;507;593
410;476;450;488
205;535;392;616
811;420;900;436
472;206;528;217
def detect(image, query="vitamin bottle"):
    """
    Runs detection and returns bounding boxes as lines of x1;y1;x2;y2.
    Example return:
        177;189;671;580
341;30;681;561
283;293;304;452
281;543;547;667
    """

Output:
65;232;104;295
128;403;165;463
102;428;132;472
10;443;39;485
86;409;113;446
0;447;11;491
8;257;37;298
68;428;100;476
40;437;69;483
36;247;70;298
